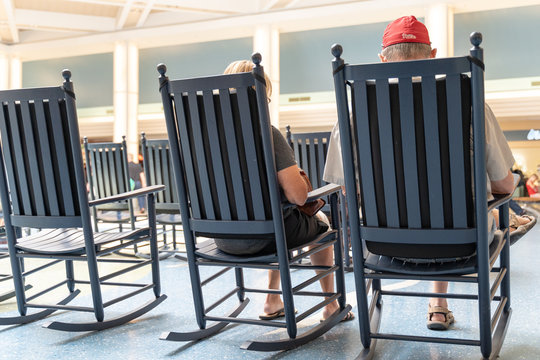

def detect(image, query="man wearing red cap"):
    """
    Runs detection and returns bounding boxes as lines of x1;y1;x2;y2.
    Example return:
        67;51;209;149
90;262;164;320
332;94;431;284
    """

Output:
323;15;523;330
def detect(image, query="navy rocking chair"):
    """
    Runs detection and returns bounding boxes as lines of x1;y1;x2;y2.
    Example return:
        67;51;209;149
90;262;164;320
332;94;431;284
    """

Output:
140;134;184;259
84;136;137;233
0;70;166;331
332;33;512;359
286;126;352;269
285;126;331;197
157;54;350;351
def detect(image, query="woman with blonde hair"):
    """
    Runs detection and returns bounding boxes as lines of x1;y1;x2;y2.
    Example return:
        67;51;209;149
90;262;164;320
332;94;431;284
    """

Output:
215;59;354;323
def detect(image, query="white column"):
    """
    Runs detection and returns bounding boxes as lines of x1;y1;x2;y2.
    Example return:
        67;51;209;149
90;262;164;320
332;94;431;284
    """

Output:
0;54;8;90
425;4;454;57
0;54;22;90
126;42;139;159
10;57;22;89
253;25;280;128
113;41;139;157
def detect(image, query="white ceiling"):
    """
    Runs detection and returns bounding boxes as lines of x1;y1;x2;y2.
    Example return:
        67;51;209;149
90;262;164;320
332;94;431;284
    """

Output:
2;0;540;47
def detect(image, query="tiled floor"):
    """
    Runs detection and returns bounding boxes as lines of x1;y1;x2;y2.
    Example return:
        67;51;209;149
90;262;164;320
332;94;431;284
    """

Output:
0;213;539;360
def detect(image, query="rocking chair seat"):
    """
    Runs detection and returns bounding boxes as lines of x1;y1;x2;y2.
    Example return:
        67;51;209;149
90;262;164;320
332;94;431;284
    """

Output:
196;230;337;264
364;230;504;276
96;210;133;223
15;227;149;255
156;213;182;225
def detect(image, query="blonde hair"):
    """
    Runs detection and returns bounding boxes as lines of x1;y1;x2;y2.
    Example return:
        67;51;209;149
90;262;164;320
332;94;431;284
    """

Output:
223;60;272;98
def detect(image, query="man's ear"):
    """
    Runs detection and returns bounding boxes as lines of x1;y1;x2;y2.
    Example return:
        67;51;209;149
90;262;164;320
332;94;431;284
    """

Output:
430;48;437;58
378;53;387;62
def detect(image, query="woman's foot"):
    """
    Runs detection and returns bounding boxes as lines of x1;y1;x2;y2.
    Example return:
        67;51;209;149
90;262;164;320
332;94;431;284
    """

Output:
321;300;340;321
261;295;284;319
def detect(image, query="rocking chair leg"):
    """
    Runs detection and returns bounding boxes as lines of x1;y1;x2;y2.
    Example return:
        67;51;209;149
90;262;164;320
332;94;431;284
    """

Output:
234;268;245;302
160;298;249;342
0;289;80;326
65;260;75;292
0;284;31;302
242;304;353;352
43;294;167;332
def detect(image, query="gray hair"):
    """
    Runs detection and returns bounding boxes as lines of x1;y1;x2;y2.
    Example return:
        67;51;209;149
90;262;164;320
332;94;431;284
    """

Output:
381;43;432;61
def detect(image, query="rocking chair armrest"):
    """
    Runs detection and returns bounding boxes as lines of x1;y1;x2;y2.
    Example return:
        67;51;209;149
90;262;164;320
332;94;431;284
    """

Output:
488;173;520;211
487;192;513;212
88;185;165;207
306;183;341;203
282;183;341;209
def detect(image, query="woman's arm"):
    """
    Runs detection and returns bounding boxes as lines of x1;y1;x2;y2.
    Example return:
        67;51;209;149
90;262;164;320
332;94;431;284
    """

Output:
277;164;308;206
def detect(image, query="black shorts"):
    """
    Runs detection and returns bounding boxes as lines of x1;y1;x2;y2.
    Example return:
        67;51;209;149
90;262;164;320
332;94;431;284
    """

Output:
214;208;329;256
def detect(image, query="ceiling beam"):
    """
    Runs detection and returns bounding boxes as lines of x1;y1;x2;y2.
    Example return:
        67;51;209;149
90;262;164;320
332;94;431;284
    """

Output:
151;0;251;14
263;0;297;11
68;0;241;15
15;9;116;32
262;0;281;11
285;0;303;8
2;0;18;43
136;0;156;28
116;0;134;30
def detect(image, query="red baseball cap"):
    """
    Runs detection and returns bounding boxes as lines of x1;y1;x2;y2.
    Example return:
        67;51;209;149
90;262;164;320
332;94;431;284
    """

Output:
382;16;431;48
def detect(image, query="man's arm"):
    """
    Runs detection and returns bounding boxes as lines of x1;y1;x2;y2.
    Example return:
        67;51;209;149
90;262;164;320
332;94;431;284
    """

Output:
491;170;515;195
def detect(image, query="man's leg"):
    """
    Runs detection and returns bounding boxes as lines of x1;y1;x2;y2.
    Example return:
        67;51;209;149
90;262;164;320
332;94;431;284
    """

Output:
428;281;454;329
430;281;449;319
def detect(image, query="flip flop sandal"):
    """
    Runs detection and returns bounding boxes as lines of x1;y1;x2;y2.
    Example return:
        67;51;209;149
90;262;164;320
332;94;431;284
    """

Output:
259;308;298;320
427;305;454;330
320;310;355;323
259;308;285;320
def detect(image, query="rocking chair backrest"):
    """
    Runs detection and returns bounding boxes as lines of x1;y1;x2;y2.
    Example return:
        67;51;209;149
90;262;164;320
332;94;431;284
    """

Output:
84;138;131;211
158;59;283;239
333;45;488;259
141;137;179;213
0;71;88;229
286;128;331;190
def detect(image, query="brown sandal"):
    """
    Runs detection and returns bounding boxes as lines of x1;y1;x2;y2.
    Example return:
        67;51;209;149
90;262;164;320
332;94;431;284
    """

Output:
509;214;534;231
427;305;454;330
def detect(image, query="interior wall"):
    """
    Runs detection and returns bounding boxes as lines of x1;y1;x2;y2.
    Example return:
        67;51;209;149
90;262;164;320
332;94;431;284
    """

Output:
454;5;540;80
280;20;388;94
138;37;252;105
22;52;113;108
508;141;540;175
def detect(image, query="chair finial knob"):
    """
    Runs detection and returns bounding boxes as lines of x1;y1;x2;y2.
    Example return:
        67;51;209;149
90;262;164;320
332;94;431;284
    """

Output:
252;53;262;66
331;44;343;59
83;136;88;143
62;69;72;81
470;32;482;47
157;63;167;76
